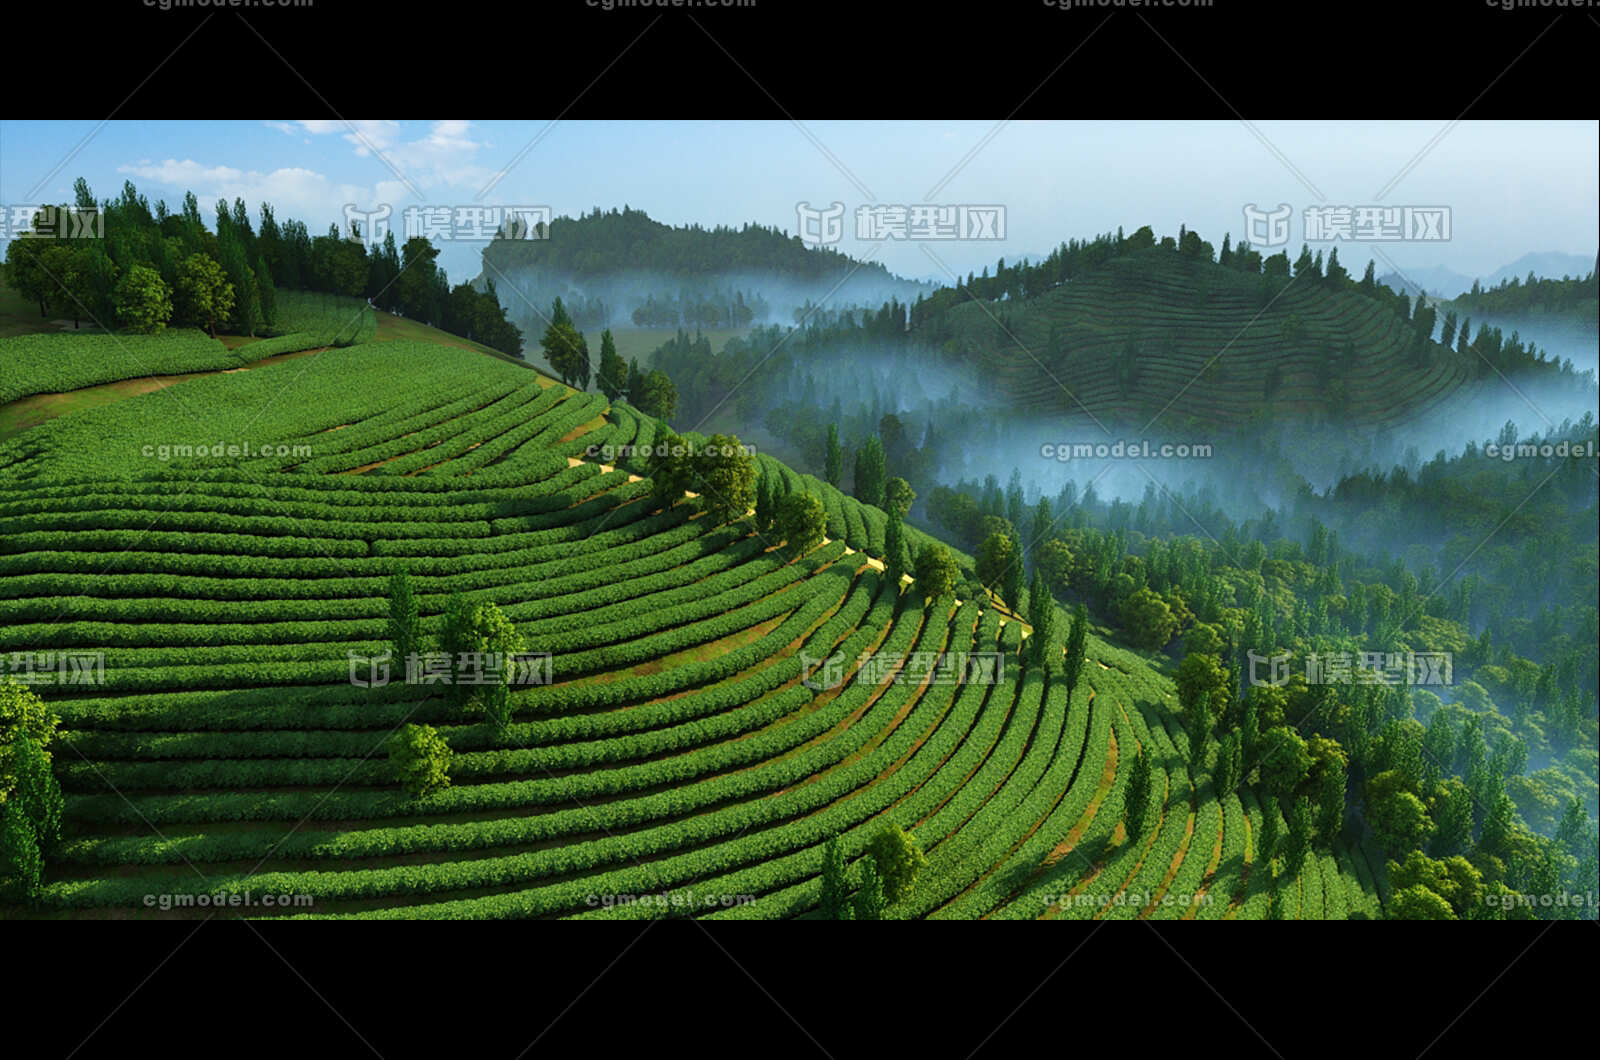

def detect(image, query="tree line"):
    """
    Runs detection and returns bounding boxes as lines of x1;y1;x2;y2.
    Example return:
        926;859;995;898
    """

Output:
3;178;523;355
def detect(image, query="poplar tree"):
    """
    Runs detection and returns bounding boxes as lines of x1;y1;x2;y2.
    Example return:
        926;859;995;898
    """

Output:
1124;749;1152;842
824;424;843;487
819;836;853;920
1063;603;1088;704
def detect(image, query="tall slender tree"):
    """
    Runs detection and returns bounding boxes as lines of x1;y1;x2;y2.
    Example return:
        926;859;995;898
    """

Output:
1063;603;1088;704
824;424;843;487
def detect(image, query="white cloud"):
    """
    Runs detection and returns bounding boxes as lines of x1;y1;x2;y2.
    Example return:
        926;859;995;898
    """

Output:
260;120;495;194
117;158;379;230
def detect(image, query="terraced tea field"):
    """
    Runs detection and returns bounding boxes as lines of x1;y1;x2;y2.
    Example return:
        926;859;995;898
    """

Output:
942;249;1492;429
0;331;1383;919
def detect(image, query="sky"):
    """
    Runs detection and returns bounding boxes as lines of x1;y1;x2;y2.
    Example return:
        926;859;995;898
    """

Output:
1;119;1595;290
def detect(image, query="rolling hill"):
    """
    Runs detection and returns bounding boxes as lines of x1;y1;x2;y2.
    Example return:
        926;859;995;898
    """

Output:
0;316;1382;919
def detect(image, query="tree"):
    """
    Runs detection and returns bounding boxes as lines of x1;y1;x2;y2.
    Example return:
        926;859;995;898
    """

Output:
1120;587;1178;650
436;592;476;707
387;724;452;799
254;255;277;328
6;736;62;852
883;502;910;587
1316;762;1347;845
1063;603;1088;704
386;568;421;668
884;477;915;518
1184;688;1211;778
451;601;524;731
864;822;926;906
775;491;826;557
753;470;776;533
819;836;853;920
1365;770;1435;854
1257;726;1314;799
218;234;260;336
1214;732;1243;796
1283;796;1313;878
394;237;440;321
596;329;628;402
853;434;886;508
625;358;645;407
824;424;843;487
174;252;234;336
1;678;62;803
647;430;695;507
1027;569;1056;669
1389;884;1455;920
638;370;678;421
574;331;592;391
4;236;58;316
975;533;1016;590
1001;534;1025;613
64;244;119;327
853;857;887;920
1176;652;1231;725
1123;749;1152;842
1388;849;1485;919
1036;539;1074;595
1266;875;1286;920
0;801;43;903
541;319;586;388
1258;795;1282;868
113;264;171;333
913;544;960;603
689;434;756;526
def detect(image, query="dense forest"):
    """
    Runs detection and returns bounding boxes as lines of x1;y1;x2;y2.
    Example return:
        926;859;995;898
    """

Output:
2;179;525;355
1449;267;1599;328
479;205;910;281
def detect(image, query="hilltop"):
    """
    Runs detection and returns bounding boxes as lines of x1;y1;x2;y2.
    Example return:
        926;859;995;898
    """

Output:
475;205;932;334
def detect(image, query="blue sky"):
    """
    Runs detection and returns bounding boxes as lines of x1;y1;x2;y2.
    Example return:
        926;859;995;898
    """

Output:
2;119;1595;289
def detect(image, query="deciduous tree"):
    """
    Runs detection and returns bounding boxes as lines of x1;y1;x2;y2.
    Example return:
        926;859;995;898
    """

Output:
388;724;452;799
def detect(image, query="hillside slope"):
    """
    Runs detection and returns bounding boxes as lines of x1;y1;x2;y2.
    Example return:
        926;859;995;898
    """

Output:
0;334;1377;920
932;248;1492;431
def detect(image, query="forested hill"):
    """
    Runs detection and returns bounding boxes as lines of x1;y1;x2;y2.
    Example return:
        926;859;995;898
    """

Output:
1446;267;1599;331
479;205;919;286
903;227;1595;431
476;206;932;332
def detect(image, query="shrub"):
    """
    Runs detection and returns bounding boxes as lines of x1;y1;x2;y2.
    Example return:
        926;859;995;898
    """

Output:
388;724;452;799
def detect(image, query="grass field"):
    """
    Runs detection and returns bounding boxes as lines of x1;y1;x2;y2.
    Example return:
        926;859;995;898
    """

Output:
607;327;742;367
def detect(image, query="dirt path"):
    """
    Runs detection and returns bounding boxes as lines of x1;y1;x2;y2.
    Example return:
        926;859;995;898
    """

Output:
0;347;325;441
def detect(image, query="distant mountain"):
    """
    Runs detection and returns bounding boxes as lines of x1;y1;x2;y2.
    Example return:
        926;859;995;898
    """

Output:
1480;251;1596;288
1377;265;1476;299
1379;251;1595;299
